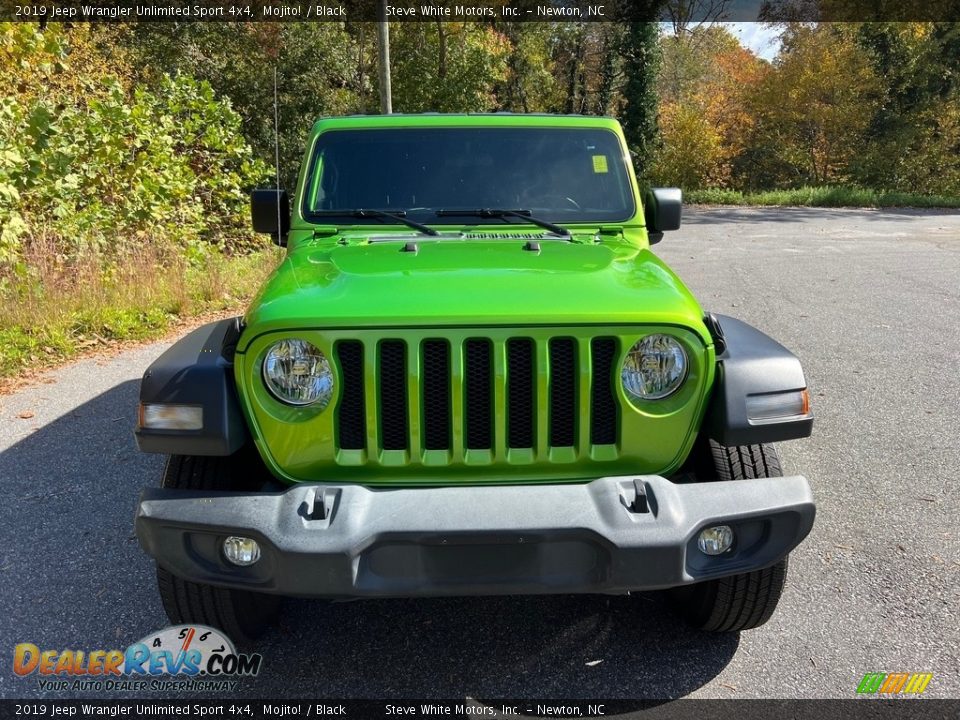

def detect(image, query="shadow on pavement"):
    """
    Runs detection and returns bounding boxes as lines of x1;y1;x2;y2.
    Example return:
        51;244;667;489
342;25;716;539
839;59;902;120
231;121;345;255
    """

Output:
1;380;739;701
247;592;738;699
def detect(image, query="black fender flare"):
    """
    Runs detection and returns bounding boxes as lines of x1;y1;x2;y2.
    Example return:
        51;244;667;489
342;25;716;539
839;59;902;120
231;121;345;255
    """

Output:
705;314;814;447
134;317;248;456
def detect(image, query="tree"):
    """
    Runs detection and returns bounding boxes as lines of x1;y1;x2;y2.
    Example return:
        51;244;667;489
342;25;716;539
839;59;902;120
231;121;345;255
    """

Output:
491;23;562;112
665;0;732;37
117;23;362;189
0;23;267;274
745;23;880;186
594;24;625;114
619;22;662;180
388;21;510;112
653;26;768;188
654;101;726;187
853;22;960;194
658;24;741;104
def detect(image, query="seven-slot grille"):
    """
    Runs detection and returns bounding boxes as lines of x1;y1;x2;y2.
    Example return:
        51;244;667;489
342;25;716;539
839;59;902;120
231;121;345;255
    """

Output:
335;335;619;461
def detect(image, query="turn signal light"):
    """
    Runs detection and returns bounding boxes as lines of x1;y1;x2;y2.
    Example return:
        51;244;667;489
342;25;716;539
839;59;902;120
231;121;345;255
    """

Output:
139;403;203;431
745;389;810;424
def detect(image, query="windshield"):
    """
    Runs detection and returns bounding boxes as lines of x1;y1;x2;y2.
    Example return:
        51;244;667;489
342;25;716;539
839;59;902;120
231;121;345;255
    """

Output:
303;127;636;225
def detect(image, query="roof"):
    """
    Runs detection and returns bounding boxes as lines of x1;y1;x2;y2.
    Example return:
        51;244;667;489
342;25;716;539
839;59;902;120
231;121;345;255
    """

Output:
310;113;623;133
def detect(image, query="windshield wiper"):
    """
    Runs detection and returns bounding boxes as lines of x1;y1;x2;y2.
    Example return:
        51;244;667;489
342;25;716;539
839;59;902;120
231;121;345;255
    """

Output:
311;208;439;236
435;209;571;238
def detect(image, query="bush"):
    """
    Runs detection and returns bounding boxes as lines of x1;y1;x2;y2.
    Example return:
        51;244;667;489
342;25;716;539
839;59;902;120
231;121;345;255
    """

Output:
0;23;276;382
0;23;268;278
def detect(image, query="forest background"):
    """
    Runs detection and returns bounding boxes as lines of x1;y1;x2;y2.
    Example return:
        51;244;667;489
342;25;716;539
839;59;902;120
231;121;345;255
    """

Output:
1;18;958;379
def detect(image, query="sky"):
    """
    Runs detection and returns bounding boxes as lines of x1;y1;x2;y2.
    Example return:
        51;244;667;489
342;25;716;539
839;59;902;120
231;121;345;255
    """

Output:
660;22;784;61
724;22;783;60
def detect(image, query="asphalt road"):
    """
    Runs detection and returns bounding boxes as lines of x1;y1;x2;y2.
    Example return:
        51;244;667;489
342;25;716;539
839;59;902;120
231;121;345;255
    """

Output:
1;207;958;702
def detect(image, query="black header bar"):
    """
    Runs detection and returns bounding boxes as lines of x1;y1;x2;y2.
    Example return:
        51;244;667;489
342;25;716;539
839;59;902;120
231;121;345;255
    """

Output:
0;699;959;720
5;0;960;22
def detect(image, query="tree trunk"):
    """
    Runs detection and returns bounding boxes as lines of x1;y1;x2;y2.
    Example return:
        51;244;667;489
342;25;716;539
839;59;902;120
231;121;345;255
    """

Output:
565;33;584;114
437;21;447;81
619;22;662;176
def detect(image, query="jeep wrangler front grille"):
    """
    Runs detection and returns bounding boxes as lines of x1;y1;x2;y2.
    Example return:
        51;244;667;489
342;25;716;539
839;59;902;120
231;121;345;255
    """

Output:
378;340;409;451
335;341;366;450
548;338;577;447
422;339;451;450
464;339;494;450
334;333;620;462
506;338;535;449
590;337;619;445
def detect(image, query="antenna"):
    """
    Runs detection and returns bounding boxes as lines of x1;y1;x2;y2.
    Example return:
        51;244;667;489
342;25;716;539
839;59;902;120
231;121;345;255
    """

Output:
273;64;282;243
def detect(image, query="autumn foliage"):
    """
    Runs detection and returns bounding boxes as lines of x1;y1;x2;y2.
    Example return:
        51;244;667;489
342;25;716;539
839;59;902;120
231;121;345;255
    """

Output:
652;23;960;198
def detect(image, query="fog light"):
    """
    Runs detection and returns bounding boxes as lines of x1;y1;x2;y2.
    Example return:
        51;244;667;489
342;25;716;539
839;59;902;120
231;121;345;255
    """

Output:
698;525;734;555
223;536;260;566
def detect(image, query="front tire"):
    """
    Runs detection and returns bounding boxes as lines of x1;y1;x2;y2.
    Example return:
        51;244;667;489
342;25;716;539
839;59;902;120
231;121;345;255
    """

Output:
671;442;790;632
155;453;281;643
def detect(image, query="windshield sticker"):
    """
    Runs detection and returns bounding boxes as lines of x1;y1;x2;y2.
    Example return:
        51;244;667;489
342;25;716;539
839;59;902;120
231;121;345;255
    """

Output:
592;155;609;173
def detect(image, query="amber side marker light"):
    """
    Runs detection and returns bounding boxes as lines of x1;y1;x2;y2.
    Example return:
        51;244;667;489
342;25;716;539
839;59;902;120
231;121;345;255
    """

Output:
745;389;810;425
139;403;203;431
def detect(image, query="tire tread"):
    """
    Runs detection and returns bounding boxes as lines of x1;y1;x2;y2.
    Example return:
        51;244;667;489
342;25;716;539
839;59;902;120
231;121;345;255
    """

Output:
674;441;790;632
155;452;279;643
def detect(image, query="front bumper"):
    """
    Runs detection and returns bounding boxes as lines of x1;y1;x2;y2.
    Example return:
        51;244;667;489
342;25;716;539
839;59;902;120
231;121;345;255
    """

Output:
135;475;815;598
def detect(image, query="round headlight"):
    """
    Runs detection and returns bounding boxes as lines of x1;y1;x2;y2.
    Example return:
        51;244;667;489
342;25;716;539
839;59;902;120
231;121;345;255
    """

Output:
262;339;334;408
622;334;688;401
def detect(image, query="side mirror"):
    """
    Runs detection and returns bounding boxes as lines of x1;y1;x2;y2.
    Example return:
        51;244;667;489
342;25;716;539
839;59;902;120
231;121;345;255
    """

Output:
644;187;682;244
251;189;290;246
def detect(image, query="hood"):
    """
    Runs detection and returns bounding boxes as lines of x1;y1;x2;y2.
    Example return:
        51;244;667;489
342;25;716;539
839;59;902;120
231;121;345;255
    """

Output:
241;234;707;343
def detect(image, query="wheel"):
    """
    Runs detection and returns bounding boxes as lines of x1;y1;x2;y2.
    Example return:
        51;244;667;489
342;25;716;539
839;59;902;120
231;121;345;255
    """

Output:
670;441;790;632
154;451;281;643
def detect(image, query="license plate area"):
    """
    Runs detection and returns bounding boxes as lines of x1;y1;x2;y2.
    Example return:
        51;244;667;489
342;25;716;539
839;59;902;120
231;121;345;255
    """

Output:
356;533;609;593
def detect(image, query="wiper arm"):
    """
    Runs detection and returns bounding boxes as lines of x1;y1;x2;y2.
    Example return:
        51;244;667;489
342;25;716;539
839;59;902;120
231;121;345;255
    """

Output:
435;208;571;238
311;208;439;236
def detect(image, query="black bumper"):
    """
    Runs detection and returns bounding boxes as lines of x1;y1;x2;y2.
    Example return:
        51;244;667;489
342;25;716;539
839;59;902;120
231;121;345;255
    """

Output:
135;475;815;598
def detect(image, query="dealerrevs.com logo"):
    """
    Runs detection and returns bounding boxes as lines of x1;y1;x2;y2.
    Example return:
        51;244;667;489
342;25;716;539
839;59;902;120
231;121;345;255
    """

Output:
13;625;263;692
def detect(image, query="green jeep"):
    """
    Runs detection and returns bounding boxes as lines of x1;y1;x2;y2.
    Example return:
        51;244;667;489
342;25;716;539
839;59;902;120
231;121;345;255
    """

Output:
134;114;815;641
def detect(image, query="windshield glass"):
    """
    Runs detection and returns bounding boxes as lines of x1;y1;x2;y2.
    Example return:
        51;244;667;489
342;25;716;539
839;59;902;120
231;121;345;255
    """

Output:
303;127;636;224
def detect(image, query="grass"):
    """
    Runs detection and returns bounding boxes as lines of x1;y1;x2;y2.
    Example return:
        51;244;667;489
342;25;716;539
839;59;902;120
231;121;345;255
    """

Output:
685;186;960;209
0;234;281;382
